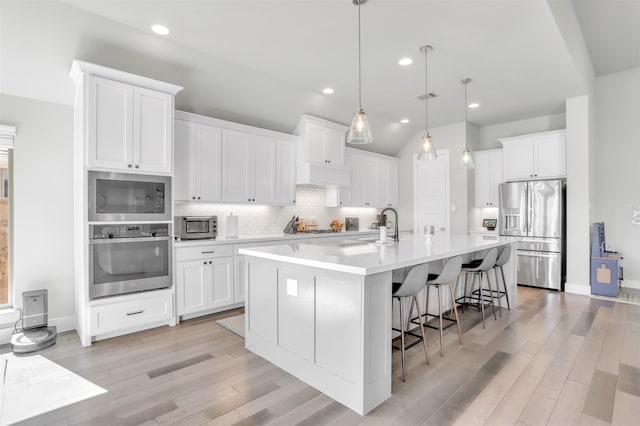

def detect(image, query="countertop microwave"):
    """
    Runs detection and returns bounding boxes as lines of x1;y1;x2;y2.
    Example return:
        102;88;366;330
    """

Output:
174;216;217;240
88;171;171;222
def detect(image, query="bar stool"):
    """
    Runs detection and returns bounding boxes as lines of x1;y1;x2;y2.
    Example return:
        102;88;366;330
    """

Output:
459;247;498;329
392;263;430;382
421;256;463;356
467;246;512;317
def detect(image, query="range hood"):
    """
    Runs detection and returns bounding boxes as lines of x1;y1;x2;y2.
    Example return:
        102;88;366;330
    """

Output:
294;115;352;188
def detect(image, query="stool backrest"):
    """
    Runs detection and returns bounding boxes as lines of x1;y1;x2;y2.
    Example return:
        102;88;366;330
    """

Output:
495;245;511;267
393;263;429;297
473;247;499;272
428;256;462;285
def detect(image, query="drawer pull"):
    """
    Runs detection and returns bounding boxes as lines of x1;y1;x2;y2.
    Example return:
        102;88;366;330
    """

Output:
201;250;215;254
126;310;144;316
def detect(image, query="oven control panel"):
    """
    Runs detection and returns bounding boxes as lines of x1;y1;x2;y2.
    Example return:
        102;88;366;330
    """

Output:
90;223;170;239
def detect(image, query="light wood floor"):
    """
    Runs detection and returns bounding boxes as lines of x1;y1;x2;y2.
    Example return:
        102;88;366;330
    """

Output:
4;286;640;426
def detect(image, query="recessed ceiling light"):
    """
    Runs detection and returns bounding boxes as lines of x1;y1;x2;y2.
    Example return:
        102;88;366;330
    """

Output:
400;118;409;124
398;58;413;66
468;103;480;108
322;88;334;95
151;24;170;35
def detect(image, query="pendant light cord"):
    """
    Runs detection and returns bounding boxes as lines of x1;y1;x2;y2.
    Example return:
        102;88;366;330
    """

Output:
357;1;362;109
464;80;468;149
424;47;429;134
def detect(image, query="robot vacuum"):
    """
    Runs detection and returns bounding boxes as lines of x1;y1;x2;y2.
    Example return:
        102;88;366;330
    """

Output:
10;290;57;354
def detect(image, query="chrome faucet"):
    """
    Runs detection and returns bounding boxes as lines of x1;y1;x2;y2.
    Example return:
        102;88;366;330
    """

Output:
380;207;399;242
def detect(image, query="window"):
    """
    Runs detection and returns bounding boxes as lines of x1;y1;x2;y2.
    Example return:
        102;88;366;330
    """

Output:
0;125;15;308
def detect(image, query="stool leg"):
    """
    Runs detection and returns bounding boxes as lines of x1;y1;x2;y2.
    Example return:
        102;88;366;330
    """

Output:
398;296;406;382
463;272;470;312
486;271;497;321
448;283;463;345
477;273;486;329
494;268;502;317
437;285;444;356
499;265;511;310
424;282;431;326
413;295;430;365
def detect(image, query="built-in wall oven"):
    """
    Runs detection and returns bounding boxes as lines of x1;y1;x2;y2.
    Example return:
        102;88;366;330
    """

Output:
88;171;171;222
89;223;172;299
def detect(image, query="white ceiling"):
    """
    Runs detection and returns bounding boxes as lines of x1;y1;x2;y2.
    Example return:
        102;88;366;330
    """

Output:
1;0;638;155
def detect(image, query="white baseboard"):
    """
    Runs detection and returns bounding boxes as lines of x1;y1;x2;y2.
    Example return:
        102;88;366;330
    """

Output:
622;279;640;289
565;282;591;296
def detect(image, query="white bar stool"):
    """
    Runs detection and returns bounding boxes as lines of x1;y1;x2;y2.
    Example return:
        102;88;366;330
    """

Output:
392;263;431;382
459;247;499;329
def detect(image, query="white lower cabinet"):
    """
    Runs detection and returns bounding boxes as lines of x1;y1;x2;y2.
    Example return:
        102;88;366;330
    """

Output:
89;289;174;337
175;244;237;317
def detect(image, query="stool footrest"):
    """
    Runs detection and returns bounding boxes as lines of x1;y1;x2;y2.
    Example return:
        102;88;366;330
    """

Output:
391;328;425;351
410;313;458;331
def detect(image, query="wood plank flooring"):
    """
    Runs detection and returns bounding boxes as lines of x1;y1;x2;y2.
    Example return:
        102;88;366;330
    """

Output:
3;287;639;425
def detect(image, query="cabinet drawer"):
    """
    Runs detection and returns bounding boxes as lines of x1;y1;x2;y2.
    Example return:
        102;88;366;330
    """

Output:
91;292;173;335
176;244;234;261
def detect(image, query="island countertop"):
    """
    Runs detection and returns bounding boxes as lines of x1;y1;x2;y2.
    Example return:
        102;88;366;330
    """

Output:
238;233;519;275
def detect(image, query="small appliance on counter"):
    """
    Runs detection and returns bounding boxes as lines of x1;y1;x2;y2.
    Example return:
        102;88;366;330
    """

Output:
483;218;497;231
345;217;359;231
174;216;217;240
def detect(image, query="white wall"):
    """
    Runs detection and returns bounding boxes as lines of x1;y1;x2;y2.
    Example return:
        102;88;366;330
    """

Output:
0;94;76;330
565;95;592;295
592;67;640;287
396;122;468;234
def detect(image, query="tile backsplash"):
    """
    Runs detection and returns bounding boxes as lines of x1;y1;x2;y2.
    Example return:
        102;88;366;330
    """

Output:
174;187;380;236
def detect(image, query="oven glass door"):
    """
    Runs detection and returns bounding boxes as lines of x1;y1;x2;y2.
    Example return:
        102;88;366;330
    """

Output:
89;237;171;299
185;219;211;235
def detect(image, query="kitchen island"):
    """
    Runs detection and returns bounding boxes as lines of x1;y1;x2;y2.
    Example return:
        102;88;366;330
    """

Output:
238;233;518;415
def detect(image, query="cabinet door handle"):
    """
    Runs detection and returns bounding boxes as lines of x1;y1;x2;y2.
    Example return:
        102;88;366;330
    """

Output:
126;310;144;316
203;261;207;265
192;196;196;200
201;250;215;254
135;165;139;169
209;261;212;264
197;197;201;200
128;164;132;168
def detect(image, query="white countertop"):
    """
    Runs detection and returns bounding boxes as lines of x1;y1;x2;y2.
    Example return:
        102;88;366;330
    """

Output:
173;229;383;247
238;233;520;275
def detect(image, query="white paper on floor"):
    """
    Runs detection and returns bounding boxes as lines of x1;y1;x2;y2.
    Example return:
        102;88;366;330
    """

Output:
0;353;107;425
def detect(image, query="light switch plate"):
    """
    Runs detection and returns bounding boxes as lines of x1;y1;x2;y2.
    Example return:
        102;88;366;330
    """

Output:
286;278;298;296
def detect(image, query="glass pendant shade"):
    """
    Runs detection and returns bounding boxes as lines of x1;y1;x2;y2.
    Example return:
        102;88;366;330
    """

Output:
459;77;474;169
347;107;373;144
417;133;437;160
459;146;475;169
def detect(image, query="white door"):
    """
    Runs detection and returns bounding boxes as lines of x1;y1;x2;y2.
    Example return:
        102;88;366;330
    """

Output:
221;129;251;202
176;259;208;315
197;124;222;202
173;120;196;201
324;128;345;166
252;135;276;203
414;150;450;237
275;139;296;204
209;257;234;308
133;87;172;173
88;76;133;170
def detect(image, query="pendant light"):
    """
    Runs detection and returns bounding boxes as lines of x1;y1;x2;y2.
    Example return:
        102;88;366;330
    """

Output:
346;0;373;144
417;45;436;160
459;78;475;169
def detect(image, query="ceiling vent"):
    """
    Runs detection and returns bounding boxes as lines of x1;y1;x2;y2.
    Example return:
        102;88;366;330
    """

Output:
417;92;438;101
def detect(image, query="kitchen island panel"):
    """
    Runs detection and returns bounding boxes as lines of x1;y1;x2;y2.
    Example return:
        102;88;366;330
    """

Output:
245;258;392;415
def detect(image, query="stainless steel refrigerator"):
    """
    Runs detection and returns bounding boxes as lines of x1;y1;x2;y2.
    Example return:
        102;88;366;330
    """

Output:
498;179;566;290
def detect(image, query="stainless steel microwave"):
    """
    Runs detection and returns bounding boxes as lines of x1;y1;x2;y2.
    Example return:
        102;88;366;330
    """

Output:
88;171;171;222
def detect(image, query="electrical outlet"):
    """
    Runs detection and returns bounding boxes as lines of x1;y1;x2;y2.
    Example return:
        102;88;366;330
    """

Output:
286;278;298;296
632;209;640;225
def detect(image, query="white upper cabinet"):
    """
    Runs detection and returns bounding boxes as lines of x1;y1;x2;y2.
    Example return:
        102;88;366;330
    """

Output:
174;120;222;202
175;111;296;205
294;115;351;186
275;139;296;205
378;160;399;208
326;148;398;208
500;129;566;181
474;149;503;208
87;75;173;174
